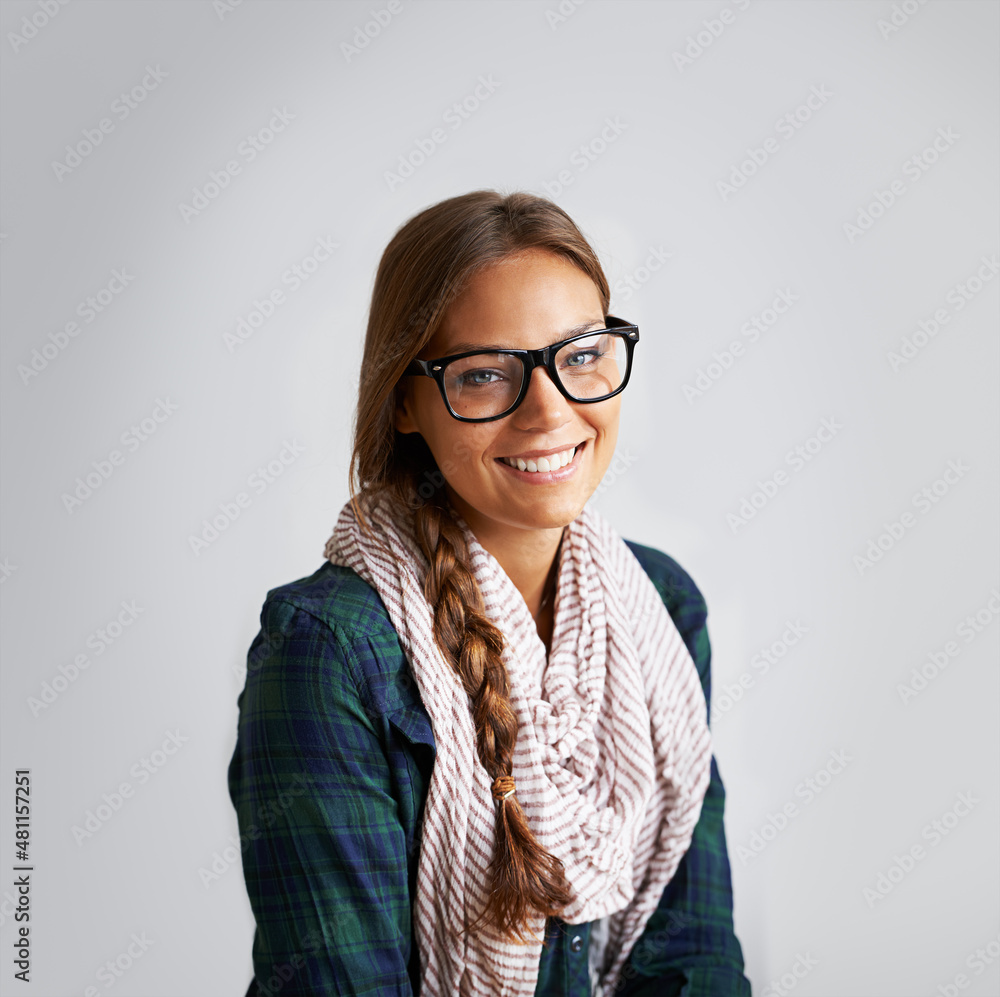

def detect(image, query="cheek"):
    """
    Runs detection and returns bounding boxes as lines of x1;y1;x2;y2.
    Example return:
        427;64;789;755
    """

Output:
592;401;622;443
426;426;493;482
588;405;622;477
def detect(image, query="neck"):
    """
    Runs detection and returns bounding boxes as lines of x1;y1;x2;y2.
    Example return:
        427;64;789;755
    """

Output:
488;527;564;621
445;494;564;624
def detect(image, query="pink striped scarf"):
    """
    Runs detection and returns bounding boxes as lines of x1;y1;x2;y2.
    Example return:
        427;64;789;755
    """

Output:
323;491;712;996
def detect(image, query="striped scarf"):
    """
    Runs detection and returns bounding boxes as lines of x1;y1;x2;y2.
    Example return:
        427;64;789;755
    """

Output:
323;491;712;996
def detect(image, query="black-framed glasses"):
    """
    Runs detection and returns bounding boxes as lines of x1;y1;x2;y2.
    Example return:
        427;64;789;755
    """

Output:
402;315;639;423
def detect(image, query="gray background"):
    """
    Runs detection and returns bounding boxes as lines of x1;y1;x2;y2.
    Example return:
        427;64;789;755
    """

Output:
1;0;998;994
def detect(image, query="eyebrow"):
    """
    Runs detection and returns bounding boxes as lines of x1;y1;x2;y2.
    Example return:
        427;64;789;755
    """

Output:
444;320;607;355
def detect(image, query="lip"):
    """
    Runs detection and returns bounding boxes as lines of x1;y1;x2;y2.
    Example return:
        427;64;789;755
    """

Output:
494;440;586;483
496;440;585;460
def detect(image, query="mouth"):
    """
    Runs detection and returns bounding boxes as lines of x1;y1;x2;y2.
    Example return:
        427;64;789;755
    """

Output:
495;441;585;474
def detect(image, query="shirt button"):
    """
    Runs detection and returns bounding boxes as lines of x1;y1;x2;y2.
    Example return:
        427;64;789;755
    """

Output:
570;934;583;953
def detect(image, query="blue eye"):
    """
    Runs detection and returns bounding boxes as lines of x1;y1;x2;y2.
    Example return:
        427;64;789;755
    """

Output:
563;349;602;368
459;368;506;386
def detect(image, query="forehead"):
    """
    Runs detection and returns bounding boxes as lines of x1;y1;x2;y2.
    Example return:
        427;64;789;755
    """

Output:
426;249;605;355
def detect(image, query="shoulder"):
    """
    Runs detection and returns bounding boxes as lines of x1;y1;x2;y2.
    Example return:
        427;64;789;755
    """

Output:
247;563;421;725
259;561;397;642
623;539;706;609
622;540;714;700
622;538;709;634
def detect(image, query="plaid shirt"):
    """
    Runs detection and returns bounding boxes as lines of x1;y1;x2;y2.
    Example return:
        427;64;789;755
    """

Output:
228;539;751;996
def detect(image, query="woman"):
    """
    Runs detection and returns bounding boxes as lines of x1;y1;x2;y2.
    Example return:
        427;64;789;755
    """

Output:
228;190;751;996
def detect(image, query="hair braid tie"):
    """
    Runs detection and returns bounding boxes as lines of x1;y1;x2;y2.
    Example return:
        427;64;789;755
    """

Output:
491;775;516;802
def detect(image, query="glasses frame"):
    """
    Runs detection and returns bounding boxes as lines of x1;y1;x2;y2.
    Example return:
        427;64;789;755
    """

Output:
402;315;640;423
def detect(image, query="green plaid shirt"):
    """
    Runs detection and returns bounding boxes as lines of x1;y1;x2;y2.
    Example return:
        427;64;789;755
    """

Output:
228;539;750;996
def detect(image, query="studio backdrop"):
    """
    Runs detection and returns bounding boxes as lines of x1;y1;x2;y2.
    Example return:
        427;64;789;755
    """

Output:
1;1;997;995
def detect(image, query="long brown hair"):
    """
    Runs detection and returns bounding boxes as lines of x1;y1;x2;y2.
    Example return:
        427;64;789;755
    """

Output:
349;189;610;944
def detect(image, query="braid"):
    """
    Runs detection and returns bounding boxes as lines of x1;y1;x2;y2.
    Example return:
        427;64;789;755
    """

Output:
413;492;573;945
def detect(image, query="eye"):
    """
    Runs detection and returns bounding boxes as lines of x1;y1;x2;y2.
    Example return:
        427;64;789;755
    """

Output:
459;367;507;386
563;348;602;368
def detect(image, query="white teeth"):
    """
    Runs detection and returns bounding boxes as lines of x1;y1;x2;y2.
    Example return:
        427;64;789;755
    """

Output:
502;446;577;472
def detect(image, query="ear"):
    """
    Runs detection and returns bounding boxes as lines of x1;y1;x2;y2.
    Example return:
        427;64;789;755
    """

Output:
394;382;421;435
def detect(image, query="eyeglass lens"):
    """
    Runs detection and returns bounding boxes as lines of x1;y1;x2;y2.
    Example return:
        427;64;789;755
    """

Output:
441;331;629;420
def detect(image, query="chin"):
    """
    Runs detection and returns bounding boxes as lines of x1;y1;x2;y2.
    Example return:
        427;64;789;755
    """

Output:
449;483;591;536
512;498;588;532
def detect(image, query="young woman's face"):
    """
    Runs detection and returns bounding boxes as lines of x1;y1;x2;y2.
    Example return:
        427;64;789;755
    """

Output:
395;248;622;541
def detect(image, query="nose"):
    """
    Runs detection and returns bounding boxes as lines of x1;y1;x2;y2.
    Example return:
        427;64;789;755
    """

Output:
512;364;572;430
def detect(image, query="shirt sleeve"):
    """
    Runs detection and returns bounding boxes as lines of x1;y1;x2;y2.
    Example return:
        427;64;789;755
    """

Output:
227;596;417;996
615;556;752;997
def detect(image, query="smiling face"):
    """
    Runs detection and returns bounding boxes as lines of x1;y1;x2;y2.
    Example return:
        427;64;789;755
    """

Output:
394;248;621;548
